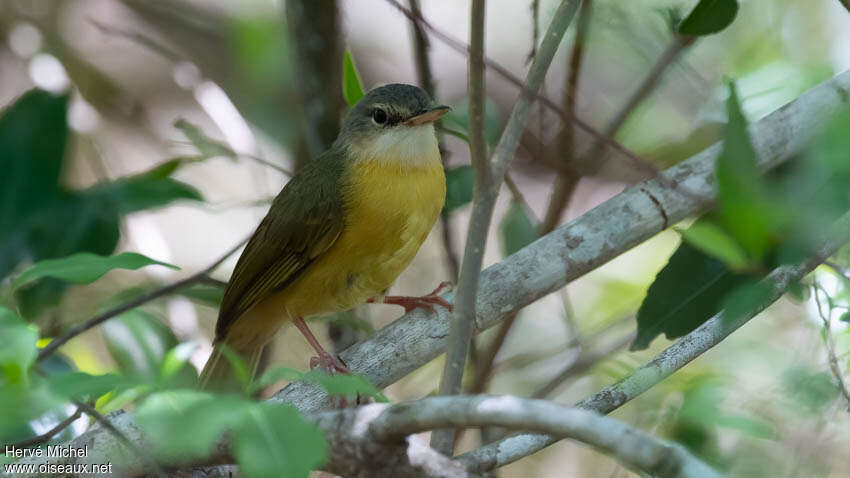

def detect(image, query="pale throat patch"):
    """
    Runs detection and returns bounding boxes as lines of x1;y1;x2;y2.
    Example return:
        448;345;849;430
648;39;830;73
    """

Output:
349;123;440;167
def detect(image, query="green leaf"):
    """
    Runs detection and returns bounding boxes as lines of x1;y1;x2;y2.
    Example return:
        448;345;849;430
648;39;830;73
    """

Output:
48;372;134;401
781;366;839;415
102;310;180;381
443;165;475;214
632;241;750;350
302;370;388;402
87;160;203;215
714;83;776;260
676;219;751;270
174;119;236;159
500;200;538;256
250;366;303;394
342;50;365;107
720;279;774;327
12;252;178;291
840;311;850;323
137;390;251;461
678;0;739;36
233;403;326;478
0;307;38;385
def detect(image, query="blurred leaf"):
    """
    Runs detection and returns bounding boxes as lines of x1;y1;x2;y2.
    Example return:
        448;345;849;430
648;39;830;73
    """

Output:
633;242;750;350
714;83;777;261
676;219;752;271
48;372;134;401
160;342;200;385
323;312;375;334
720;280;773;326
233;403;326;478
678;0;739;36
442;97;503;147
12;252;178;291
0;307;38;385
174;119;236;159
443;165;475;214
342;50;365;107
0;90;68;278
87;160;203;215
302;370;388;402
137;390;250;461
102;310;180;381
251;366;302;393
0;383;58;445
179;283;226;308
714;414;775;439
840;311;850;323
781;366;838;415
500;200;538;256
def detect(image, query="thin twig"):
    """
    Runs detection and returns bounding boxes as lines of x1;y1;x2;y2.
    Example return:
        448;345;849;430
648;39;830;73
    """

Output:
36;238;247;362
472;0;592;407
576;33;695;175
383;0;646;169
539;0;592;234
433;0;582;455
5;408;83;449
812;281;850;409
406;0;460;280
431;0;490;454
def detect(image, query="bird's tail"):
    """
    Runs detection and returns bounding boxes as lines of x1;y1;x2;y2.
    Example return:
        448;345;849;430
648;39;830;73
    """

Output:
198;342;263;392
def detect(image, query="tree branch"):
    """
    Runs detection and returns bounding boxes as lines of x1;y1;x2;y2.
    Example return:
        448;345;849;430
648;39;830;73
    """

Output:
433;0;582;454
458;210;850;472
370;396;723;478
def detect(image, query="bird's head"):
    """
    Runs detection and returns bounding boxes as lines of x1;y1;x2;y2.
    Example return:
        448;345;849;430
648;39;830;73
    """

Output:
338;83;450;166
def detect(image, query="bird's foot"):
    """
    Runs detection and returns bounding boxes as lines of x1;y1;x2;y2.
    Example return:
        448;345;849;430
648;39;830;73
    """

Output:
309;352;350;375
378;281;454;314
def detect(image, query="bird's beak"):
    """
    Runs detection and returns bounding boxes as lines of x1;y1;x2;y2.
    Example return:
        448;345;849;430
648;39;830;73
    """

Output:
403;105;451;126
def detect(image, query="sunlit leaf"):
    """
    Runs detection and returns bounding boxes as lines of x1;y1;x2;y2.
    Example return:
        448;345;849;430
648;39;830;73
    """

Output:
160;342;200;384
0;307;38;385
12;252;178;291
678;0;739;36
342;50;365;107
443;165;475;214
233;403;326;478
500;200;538;256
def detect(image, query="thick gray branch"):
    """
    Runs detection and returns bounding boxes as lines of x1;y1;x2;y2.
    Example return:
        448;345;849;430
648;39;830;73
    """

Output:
368;396;722;478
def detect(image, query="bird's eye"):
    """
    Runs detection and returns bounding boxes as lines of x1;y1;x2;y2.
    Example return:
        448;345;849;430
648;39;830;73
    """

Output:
372;108;388;125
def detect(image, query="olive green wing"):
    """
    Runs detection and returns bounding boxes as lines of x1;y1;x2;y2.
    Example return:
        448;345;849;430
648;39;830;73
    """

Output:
215;158;345;340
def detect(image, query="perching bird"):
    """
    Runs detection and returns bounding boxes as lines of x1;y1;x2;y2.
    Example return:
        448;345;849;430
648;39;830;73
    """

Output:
200;83;452;390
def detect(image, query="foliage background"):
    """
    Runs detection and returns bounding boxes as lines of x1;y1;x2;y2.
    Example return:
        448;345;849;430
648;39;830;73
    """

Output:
2;0;850;476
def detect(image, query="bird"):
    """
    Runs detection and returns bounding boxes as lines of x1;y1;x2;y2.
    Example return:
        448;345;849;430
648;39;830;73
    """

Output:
200;83;453;390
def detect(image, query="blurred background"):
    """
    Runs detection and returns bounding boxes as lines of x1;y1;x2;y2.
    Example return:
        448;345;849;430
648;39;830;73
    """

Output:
2;0;850;476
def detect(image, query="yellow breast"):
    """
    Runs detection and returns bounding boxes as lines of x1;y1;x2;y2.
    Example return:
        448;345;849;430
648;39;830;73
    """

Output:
263;150;445;320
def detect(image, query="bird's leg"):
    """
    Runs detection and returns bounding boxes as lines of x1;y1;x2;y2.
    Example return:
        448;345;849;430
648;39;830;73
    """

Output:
367;281;454;314
293;317;349;375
